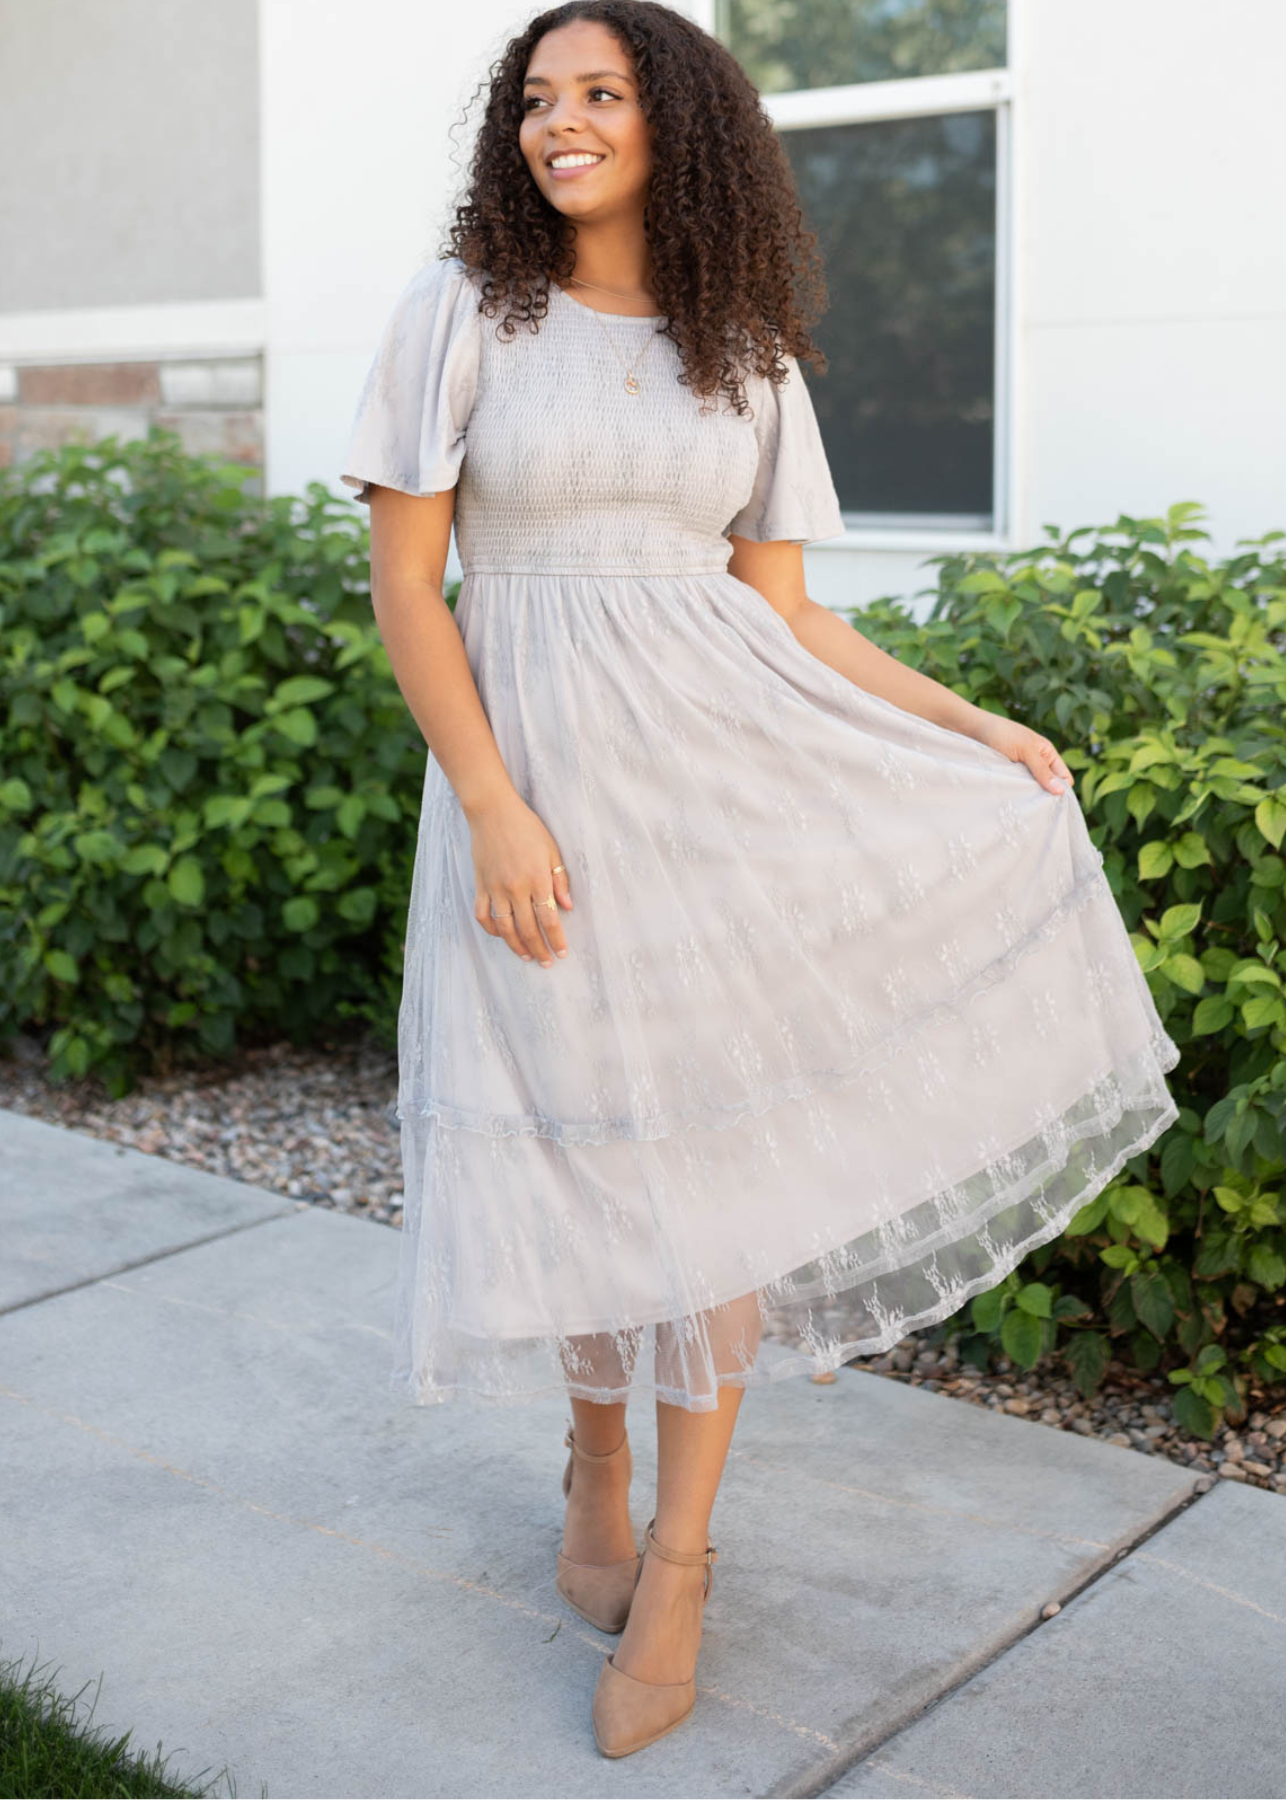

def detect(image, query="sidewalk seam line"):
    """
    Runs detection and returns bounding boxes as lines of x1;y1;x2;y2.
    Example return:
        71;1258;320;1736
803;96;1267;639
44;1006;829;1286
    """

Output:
0;1205;301;1319
793;1477;1217;1800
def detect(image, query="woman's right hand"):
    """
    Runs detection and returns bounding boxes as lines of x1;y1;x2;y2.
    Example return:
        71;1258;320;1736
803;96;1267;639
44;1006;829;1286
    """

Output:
468;793;573;967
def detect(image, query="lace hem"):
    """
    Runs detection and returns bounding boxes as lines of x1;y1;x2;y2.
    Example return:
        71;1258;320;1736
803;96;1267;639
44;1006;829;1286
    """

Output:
390;1068;1180;1411
393;858;1156;1145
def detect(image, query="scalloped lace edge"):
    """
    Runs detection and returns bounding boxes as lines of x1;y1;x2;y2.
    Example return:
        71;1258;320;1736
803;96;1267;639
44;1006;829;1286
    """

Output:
389;1081;1181;1411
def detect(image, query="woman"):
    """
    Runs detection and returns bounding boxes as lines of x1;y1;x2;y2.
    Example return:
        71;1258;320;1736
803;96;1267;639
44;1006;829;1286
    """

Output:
341;0;1181;1759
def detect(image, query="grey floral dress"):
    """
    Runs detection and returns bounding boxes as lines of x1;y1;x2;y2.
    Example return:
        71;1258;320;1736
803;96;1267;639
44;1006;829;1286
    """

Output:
341;256;1180;1412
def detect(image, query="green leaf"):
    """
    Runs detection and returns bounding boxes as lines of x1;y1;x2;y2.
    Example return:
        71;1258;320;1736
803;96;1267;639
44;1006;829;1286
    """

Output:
1127;783;1157;829
1159;903;1203;939
1192;995;1234;1034
0;777;34;812
1064;1192;1110;1236
1016;1281;1054;1318
1133;1194;1170;1251
43;949;80;984
971;1288;1005;1333
1247;1246;1286;1291
1065;1330;1109;1397
1000;1307;1045;1369
1131;1266;1175;1341
1131;1327;1162;1372
205;795;255;830
1172;1384;1217;1438
283;895;320;933
273;707;317;746
1255;794;1286;850
1161;953;1205;994
1172;831;1213;869
336;885;378;926
120;844;168;876
1138;840;1173;879
1053;1293;1092;1321
167;856;206;907
1244;995;1283;1030
272;675;335;709
336;794;367;839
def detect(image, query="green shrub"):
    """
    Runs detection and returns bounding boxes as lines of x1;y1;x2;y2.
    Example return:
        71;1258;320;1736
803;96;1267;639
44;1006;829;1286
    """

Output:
855;503;1286;1433
0;428;442;1092
4;435;1283;1435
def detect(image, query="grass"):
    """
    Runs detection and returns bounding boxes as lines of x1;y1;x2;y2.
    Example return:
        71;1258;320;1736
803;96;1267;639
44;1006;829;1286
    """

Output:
0;1647;260;1799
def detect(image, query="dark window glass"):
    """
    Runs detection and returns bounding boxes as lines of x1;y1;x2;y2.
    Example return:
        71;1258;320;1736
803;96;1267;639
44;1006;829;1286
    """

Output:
719;0;1007;94
783;110;997;522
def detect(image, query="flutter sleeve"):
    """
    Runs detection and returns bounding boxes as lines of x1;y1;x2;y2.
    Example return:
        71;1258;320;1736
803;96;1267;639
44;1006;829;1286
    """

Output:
724;353;846;546
340;256;482;506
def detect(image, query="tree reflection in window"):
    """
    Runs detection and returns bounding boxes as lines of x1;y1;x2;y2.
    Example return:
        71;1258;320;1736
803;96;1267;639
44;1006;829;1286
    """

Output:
720;0;1007;94
786;110;996;522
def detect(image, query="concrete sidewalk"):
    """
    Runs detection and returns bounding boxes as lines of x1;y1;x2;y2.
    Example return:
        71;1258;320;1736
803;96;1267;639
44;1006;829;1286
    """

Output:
2;1107;1282;1799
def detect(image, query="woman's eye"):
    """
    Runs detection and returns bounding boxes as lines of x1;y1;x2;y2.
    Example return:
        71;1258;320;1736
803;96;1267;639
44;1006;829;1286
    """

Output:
522;87;620;110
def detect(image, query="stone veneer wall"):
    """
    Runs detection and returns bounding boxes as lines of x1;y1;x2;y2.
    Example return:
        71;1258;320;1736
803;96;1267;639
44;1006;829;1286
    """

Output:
0;355;263;487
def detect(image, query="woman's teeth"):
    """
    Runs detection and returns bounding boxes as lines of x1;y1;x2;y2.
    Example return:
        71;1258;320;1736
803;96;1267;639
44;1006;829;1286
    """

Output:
549;153;604;168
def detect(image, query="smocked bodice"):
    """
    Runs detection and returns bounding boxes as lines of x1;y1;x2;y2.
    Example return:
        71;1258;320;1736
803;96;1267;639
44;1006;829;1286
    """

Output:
340;256;846;567
457;286;755;574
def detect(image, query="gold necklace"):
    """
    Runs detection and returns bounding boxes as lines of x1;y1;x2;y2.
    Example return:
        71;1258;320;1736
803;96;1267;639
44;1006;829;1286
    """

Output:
560;281;663;395
568;274;656;306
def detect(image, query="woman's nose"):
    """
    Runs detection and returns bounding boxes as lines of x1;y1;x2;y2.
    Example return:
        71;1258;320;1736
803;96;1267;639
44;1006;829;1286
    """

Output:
545;96;590;131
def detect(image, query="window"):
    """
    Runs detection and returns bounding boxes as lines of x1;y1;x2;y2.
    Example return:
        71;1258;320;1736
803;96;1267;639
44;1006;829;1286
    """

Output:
718;1;1010;538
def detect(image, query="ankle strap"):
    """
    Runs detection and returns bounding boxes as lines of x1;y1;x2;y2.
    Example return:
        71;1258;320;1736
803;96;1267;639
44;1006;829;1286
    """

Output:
643;1518;717;1570
564;1424;629;1464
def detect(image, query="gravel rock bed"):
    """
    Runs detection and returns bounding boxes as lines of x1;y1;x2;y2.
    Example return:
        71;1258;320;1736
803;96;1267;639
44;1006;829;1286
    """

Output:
0;1027;407;1224
3;1028;1283;1493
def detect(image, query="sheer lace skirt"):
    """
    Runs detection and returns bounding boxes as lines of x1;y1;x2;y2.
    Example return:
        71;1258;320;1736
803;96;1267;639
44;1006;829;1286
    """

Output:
388;571;1181;1411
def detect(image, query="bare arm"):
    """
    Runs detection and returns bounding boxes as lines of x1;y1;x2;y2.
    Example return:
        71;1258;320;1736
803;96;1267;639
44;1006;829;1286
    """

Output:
367;486;574;965
725;535;1074;796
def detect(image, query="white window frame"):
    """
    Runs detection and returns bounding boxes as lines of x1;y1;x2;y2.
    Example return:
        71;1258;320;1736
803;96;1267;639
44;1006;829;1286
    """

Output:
694;1;1019;555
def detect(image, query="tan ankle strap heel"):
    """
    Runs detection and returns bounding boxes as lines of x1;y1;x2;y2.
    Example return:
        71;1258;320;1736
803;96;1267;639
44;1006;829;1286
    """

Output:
561;1424;630;1500
642;1517;717;1603
555;1421;640;1635
592;1515;719;1757
564;1424;629;1464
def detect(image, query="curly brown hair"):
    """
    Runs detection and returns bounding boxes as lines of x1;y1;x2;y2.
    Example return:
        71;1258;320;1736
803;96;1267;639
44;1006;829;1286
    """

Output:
442;0;830;417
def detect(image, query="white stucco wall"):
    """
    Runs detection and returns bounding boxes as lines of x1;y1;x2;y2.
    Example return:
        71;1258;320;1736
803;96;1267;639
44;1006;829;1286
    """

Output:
0;0;260;313
1017;0;1285;560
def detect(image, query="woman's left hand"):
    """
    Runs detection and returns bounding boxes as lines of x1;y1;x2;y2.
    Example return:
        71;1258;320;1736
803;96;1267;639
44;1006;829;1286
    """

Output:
973;713;1075;796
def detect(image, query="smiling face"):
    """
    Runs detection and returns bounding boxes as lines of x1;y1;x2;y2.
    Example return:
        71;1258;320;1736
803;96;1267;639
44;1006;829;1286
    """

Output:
519;17;652;226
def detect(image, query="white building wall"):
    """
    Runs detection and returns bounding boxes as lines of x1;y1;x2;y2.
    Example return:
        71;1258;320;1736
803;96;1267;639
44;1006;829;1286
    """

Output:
1018;0;1286;560
0;0;260;313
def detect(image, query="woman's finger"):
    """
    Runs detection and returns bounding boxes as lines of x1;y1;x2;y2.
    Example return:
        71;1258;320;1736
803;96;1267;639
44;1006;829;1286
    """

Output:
1028;744;1067;794
551;858;573;910
531;885;569;959
510;894;554;967
488;898;534;961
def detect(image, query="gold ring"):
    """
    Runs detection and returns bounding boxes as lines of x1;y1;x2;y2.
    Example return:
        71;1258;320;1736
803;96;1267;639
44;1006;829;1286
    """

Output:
552;864;566;875
535;896;557;909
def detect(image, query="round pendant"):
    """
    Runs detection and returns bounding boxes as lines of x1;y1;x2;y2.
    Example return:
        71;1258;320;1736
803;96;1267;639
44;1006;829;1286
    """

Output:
623;373;641;395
